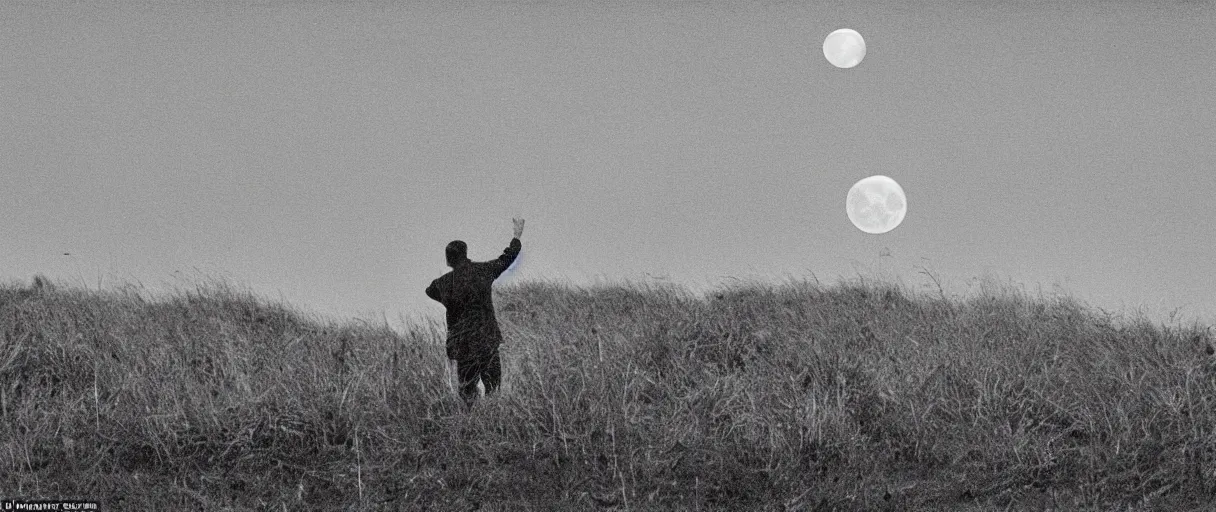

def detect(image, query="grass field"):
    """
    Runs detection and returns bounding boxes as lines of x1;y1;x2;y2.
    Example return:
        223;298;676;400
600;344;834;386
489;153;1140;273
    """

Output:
2;273;1214;510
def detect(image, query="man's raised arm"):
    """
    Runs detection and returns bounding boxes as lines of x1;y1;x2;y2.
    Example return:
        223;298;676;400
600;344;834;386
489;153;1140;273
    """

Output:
494;217;525;275
495;238;522;276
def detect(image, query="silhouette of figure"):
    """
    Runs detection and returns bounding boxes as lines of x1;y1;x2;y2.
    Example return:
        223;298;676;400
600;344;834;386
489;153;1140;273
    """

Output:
426;218;524;408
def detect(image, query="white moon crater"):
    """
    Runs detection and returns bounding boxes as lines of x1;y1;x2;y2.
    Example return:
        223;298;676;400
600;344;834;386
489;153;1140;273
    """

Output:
846;175;907;234
823;28;866;69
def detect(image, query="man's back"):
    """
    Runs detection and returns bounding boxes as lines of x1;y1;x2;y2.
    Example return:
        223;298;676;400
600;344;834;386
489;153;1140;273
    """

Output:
426;238;521;359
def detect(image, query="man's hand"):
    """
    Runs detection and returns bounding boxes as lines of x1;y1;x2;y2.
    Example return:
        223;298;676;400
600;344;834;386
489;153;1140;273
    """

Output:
512;217;525;239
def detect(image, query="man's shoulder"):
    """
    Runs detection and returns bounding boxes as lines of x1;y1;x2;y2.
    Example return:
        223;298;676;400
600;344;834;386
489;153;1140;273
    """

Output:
440;266;490;282
473;260;509;274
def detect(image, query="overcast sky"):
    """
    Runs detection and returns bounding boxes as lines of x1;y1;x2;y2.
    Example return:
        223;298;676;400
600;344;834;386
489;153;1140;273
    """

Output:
4;1;1214;329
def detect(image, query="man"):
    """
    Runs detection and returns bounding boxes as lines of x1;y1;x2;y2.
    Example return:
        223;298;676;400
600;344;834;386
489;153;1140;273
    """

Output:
425;218;524;408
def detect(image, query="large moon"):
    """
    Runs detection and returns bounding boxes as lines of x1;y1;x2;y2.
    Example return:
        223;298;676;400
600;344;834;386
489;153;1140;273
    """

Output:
823;28;866;69
846;175;907;234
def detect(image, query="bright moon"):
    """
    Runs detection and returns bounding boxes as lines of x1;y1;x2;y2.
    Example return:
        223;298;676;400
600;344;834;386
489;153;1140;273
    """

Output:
846;175;907;234
823;28;866;69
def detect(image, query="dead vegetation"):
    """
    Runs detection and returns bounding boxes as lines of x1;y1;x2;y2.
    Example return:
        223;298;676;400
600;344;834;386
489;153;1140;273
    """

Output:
2;274;1214;510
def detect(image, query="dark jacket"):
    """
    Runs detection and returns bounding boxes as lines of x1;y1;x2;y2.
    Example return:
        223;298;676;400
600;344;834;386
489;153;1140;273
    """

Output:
426;238;521;361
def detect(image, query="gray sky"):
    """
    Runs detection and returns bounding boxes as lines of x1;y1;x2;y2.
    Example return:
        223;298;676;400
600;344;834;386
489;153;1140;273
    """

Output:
4;1;1214;329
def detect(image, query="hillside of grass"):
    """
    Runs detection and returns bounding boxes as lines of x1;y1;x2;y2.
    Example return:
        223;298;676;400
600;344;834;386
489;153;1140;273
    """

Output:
2;273;1215;510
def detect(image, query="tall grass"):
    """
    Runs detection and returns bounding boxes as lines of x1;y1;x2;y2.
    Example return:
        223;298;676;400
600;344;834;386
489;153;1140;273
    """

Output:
1;273;1214;510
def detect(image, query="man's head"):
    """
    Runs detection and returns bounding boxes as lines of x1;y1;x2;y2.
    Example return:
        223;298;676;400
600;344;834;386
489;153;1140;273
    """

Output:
445;240;469;268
